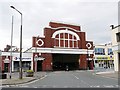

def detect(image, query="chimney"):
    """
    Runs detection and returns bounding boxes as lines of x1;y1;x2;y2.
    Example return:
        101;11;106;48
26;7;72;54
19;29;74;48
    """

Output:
110;25;114;29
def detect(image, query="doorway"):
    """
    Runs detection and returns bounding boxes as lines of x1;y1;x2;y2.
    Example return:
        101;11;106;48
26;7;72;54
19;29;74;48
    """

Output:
37;60;43;71
4;63;9;72
52;54;79;71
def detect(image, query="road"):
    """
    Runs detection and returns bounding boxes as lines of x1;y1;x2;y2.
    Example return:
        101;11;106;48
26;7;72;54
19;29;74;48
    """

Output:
6;70;118;88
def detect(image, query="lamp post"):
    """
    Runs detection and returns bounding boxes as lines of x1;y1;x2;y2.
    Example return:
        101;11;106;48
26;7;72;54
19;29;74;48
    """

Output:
34;54;38;72
9;16;14;79
10;6;23;79
35;37;39;72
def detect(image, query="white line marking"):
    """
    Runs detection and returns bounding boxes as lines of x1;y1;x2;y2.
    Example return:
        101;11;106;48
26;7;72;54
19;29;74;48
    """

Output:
90;85;100;87
72;74;91;87
64;86;69;88
72;74;79;79
40;75;47;80
20;86;29;87
74;76;79;79
103;85;114;88
116;85;119;87
33;86;38;88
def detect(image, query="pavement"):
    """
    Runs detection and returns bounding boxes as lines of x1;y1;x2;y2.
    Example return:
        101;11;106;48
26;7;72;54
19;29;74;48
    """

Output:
0;71;47;85
95;70;118;79
95;69;120;79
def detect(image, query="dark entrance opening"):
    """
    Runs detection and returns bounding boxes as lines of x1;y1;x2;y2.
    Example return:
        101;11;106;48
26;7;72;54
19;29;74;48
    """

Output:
52;54;79;71
37;60;42;71
87;60;93;70
4;63;9;72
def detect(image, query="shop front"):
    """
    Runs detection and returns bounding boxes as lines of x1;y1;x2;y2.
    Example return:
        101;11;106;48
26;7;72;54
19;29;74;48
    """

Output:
94;56;114;69
12;53;33;72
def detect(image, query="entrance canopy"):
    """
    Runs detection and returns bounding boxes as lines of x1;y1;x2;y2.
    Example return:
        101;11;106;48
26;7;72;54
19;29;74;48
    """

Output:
28;47;94;54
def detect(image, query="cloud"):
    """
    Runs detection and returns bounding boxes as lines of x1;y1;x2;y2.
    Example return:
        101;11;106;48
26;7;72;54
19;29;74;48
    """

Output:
0;0;118;50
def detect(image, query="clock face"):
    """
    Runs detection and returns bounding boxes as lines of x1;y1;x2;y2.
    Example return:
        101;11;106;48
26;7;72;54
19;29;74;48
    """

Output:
86;43;92;49
36;39;44;47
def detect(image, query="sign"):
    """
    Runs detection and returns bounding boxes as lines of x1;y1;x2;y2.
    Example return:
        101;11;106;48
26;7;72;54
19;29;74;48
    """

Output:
14;57;31;61
38;57;45;61
34;55;38;61
96;56;114;60
4;60;10;63
34;57;45;61
36;39;44;47
86;43;92;49
4;56;10;63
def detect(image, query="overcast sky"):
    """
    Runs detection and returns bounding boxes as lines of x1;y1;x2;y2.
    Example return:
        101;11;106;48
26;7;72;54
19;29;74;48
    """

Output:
0;0;119;51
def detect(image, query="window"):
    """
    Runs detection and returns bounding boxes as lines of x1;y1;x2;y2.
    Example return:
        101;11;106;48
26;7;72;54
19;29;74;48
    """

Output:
116;32;120;42
54;33;78;48
52;29;80;48
95;48;105;55
108;48;113;55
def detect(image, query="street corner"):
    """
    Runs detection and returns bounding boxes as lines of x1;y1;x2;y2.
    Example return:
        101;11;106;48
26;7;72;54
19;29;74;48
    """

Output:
95;71;118;79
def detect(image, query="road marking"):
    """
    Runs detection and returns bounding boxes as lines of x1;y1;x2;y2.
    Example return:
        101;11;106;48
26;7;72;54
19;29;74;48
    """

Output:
40;75;47;80
116;85;119;87
90;85;100;88
20;85;29;87
103;85;114;88
33;86;38;88
64;86;69;88
72;74;91;87
74;76;79;79
4;85;8;87
72;74;79;79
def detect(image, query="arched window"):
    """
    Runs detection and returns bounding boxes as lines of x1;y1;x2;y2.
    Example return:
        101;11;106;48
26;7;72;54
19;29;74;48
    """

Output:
52;29;80;48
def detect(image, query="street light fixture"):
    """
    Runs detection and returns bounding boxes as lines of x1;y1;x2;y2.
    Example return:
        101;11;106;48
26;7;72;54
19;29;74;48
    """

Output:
10;6;23;79
86;43;92;70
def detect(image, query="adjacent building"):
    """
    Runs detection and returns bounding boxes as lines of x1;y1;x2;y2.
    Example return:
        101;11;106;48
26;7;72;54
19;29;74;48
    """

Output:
94;44;114;69
111;25;120;71
0;50;2;71
0;45;33;72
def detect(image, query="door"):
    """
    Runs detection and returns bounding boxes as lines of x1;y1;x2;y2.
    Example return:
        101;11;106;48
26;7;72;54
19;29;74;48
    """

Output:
37;60;42;71
4;63;9;72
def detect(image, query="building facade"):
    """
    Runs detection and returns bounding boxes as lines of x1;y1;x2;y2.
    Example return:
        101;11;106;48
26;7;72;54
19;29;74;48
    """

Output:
0;50;2;71
111;25;120;71
29;22;94;71
94;44;114;69
1;52;33;72
0;45;33;72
